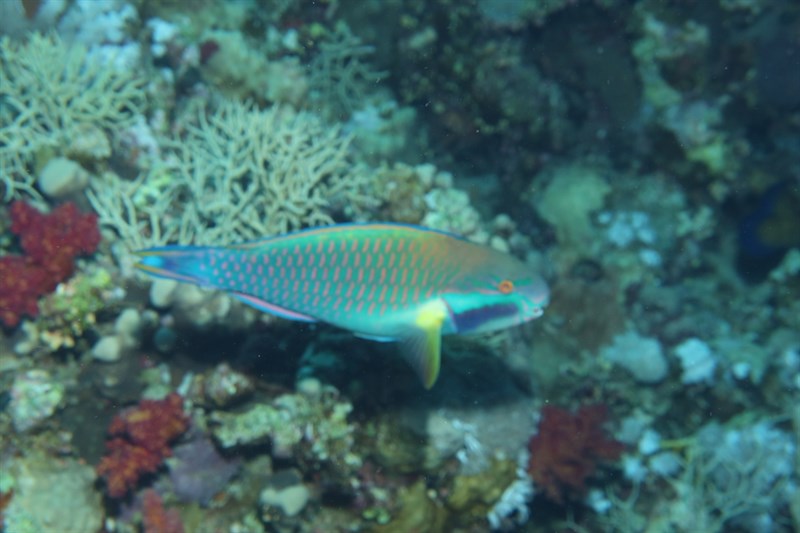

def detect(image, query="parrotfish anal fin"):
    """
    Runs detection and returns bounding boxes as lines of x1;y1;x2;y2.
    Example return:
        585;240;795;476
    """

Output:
400;300;447;389
231;293;317;323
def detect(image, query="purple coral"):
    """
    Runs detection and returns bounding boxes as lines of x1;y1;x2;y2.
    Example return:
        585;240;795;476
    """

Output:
166;434;241;505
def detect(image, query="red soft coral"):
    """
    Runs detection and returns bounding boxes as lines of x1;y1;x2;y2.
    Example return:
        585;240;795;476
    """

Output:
97;394;190;498
526;404;624;503
0;201;100;327
142;489;185;533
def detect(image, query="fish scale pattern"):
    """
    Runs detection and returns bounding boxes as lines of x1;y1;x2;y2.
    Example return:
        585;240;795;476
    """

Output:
201;226;463;328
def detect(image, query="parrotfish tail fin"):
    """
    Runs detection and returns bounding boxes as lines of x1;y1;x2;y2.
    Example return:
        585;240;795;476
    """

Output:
400;300;447;389
134;246;217;287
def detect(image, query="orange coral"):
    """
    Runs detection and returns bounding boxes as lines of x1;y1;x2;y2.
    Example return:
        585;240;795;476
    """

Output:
97;393;189;498
526;404;624;503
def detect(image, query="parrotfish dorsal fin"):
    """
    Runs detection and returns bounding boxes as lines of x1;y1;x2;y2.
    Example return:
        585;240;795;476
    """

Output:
401;300;447;389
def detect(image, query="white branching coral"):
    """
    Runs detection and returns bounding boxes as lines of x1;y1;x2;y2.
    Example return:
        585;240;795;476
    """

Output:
89;99;374;251
0;33;144;200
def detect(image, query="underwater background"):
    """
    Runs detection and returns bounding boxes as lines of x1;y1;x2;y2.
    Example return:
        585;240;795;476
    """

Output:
0;0;798;532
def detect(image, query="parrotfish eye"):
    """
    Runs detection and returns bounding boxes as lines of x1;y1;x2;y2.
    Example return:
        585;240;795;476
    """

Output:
498;279;515;294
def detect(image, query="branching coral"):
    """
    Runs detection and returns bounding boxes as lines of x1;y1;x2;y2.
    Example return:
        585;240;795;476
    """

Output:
89;99;374;250
96;393;189;498
527;404;624;503
0;33;144;200
0;201;100;327
308;21;386;120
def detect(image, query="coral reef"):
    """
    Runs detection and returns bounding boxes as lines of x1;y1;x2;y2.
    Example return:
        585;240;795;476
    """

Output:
0;201;100;327
1;0;798;531
96;393;190;498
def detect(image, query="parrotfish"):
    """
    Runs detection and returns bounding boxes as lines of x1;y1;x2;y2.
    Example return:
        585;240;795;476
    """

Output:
135;224;549;388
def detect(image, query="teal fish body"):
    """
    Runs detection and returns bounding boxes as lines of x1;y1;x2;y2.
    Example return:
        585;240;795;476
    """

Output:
136;224;549;388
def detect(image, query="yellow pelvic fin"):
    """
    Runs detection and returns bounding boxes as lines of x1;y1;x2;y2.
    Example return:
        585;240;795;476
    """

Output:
401;300;447;389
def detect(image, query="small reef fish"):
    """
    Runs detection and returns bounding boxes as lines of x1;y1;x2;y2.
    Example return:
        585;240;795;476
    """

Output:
135;224;549;388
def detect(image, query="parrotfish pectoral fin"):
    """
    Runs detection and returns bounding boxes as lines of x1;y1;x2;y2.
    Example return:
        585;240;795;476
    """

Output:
400;300;448;389
134;246;210;286
230;293;318;323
